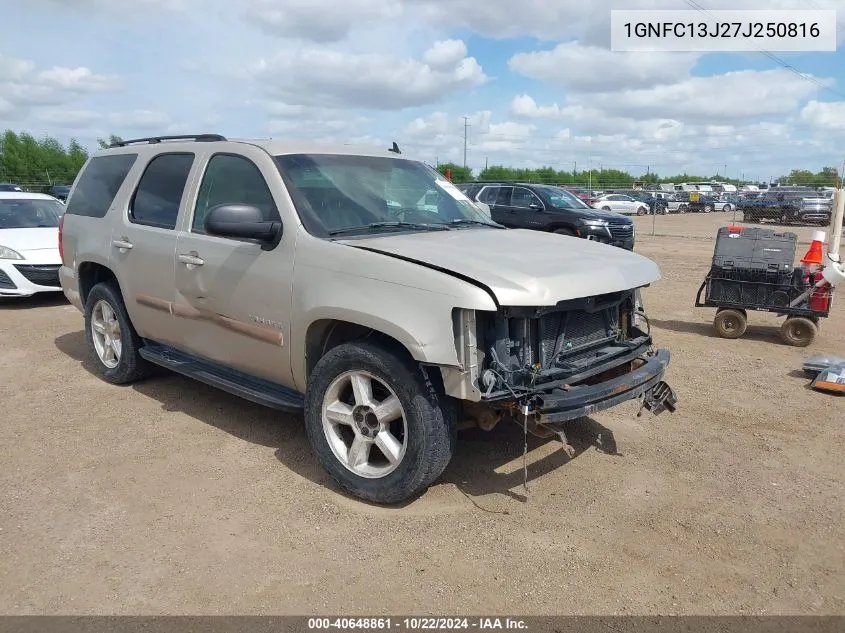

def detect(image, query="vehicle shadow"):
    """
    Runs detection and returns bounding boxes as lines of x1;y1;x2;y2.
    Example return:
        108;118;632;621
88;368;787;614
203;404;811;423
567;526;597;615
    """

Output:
649;317;784;344
54;329;621;509
0;293;68;310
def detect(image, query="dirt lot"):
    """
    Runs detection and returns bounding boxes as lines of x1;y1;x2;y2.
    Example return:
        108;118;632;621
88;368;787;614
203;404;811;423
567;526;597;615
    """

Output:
1;213;843;615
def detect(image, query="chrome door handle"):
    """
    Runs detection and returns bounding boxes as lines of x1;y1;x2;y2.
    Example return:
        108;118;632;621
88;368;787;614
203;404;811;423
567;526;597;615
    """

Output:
178;253;204;266
112;239;133;250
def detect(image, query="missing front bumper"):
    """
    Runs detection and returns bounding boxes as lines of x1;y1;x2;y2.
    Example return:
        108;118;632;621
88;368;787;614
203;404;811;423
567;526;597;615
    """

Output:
532;348;673;424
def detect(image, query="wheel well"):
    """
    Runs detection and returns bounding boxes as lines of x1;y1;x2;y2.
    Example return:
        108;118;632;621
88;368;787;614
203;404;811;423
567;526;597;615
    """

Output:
550;226;576;235
304;319;415;379
78;262;118;305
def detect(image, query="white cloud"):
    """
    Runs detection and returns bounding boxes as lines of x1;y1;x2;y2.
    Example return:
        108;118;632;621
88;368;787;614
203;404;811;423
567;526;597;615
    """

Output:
800;100;845;131
254;41;487;110
0;55;120;118
510;95;562;119
20;0;186;13
242;0;402;42
109;110;171;128
423;40;469;68
509;42;699;91
576;69;832;122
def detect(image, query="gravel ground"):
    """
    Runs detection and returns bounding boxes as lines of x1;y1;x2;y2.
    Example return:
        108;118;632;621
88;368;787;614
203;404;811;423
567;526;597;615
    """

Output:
0;213;843;615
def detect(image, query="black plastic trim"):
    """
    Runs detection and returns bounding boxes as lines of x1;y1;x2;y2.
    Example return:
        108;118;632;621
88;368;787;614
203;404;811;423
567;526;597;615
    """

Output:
534;348;670;423
138;342;304;412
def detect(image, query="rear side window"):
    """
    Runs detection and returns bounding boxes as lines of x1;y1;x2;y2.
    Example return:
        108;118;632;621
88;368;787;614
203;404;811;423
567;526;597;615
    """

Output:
130;153;195;230
65;154;137;218
478;186;499;204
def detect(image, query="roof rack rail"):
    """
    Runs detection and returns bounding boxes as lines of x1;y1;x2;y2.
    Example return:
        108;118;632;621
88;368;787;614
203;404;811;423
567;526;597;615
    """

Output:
109;134;227;148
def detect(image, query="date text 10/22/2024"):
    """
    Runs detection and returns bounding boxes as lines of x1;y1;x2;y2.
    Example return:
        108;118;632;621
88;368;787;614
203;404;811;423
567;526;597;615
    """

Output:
307;618;528;630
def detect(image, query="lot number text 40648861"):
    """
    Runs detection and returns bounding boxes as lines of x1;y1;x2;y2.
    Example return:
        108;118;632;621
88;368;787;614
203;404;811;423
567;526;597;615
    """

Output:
307;618;528;630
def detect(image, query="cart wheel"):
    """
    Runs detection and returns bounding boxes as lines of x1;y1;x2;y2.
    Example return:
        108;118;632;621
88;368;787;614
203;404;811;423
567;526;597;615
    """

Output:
714;309;747;339
779;317;817;347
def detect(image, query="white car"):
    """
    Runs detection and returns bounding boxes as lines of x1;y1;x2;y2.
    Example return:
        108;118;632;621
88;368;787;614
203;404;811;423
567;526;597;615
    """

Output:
0;192;65;297
592;194;650;216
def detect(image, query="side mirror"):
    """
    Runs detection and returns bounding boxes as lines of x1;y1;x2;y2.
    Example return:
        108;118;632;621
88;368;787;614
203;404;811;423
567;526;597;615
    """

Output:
204;203;282;246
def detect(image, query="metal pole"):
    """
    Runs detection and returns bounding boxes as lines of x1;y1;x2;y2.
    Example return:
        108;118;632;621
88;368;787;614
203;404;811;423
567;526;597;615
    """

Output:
831;188;845;259
462;116;469;169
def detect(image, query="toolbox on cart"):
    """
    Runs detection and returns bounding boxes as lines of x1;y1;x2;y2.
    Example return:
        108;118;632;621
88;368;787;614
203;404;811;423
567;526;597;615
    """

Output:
705;227;799;308
695;225;833;347
710;226;797;273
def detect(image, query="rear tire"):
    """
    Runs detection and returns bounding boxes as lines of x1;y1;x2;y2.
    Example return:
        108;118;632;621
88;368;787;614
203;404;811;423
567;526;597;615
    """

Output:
723;204;732;214
678;204;687;213
636;206;647;216
713;309;747;339
779;317;816;347
304;341;457;504
83;282;153;384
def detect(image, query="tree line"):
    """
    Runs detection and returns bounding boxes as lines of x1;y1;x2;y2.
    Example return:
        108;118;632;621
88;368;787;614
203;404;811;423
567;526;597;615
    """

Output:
0;129;840;190
0;131;123;187
436;162;842;188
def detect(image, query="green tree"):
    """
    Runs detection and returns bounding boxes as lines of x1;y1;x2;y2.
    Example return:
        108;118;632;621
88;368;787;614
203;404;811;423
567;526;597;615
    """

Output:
436;162;472;182
97;134;124;149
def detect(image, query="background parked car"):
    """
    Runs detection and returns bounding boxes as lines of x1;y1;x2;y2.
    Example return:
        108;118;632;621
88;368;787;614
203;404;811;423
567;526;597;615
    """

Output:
40;184;71;202
592;193;650;216
0;192;65;297
458;182;636;249
740;188;832;224
0;183;23;192
609;189;668;215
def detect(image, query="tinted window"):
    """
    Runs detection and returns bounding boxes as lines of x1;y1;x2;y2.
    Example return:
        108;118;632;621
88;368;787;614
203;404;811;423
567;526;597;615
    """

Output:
65;154;137;218
511;187;542;209
194;154;279;232
0;199;63;229
129;153;194;229
478;186;500;204
495;186;513;206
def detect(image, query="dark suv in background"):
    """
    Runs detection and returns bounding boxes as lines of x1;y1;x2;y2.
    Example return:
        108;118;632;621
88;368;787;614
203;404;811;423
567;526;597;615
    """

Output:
740;188;832;224
457;181;635;250
41;184;71;201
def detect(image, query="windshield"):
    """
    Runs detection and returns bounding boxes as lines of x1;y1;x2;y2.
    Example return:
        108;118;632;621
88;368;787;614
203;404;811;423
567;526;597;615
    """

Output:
0;199;63;229
275;154;497;236
540;187;592;210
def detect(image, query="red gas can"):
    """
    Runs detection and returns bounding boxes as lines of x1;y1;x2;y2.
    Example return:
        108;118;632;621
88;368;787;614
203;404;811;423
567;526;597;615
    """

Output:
809;271;832;313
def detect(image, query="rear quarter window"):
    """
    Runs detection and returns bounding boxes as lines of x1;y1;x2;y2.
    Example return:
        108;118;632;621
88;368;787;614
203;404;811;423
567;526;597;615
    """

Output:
65;153;138;218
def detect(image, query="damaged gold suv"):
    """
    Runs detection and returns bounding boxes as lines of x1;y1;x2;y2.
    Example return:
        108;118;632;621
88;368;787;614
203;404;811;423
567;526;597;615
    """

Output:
59;134;676;503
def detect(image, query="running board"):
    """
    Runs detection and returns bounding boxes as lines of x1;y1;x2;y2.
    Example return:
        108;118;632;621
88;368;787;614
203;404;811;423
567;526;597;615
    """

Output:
139;343;304;412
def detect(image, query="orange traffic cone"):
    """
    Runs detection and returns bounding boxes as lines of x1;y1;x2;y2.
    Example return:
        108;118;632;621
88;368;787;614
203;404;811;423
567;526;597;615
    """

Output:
801;230;826;266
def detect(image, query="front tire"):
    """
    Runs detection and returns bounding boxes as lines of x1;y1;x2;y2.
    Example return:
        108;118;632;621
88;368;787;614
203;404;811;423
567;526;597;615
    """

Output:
779;317;816;347
84;282;153;384
714;309;747;339
304;341;457;504
636;206;647;216
553;228;576;237
723;204;732;214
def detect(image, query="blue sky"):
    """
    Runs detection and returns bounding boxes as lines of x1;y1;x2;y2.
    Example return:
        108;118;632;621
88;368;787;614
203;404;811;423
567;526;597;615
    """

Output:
2;0;845;181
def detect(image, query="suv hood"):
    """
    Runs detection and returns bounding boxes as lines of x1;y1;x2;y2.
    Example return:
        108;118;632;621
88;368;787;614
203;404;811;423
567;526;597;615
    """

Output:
339;228;660;306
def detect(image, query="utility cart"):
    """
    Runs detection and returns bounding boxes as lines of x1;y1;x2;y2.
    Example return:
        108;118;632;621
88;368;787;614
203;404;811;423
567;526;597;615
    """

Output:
694;226;834;347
